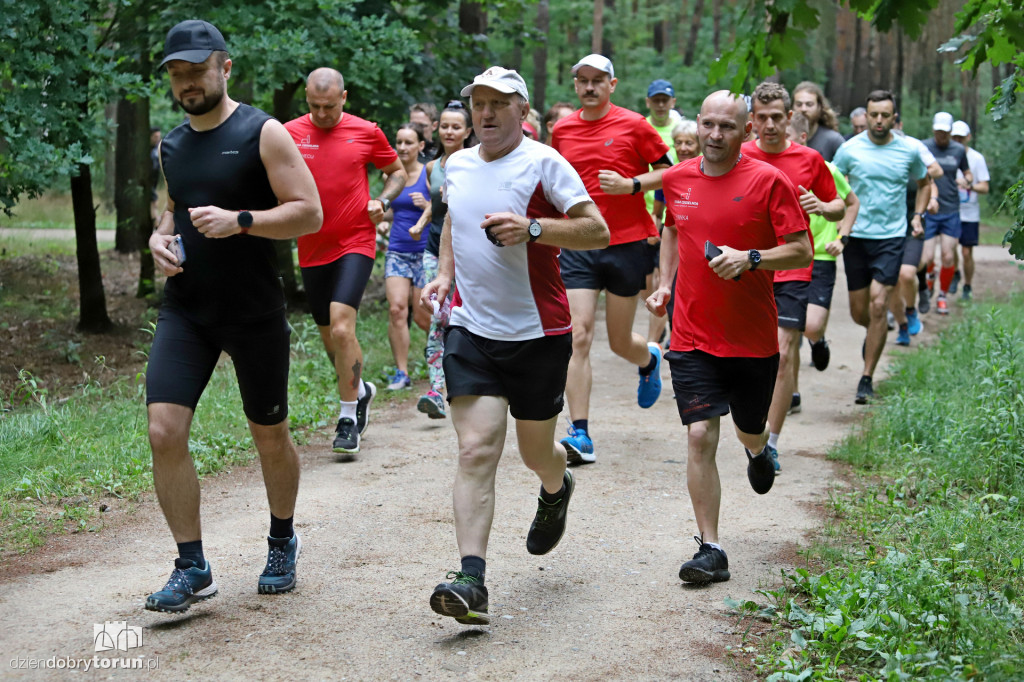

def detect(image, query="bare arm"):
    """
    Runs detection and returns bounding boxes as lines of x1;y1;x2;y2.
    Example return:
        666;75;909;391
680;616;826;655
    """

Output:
927;161;943;179
825;189;860;257
419;212;455;313
910;177;930;237
646;221;679;317
149;195;183;277
798;184;846;223
598;165;669;195
710;230;812;279
369;160;407;223
479;200;609;251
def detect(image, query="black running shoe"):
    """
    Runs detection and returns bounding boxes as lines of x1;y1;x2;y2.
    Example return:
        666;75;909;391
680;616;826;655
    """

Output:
810;338;830;371
258;534;301;594
950;269;961;295
333;417;359;457
430;571;489;625
855;376;874;405
918;288;931;314
788;392;802;415
145;558;217;613
526;469;574;555
356;380;376;435
678;535;730;584
746;447;775;494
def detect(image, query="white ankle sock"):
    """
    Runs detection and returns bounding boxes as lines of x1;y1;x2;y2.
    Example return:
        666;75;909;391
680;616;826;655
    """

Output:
357;381;366;399
768;432;780;449
339;400;357;420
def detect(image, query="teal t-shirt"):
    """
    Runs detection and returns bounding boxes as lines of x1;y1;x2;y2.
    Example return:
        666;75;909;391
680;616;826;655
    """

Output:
833;132;927;240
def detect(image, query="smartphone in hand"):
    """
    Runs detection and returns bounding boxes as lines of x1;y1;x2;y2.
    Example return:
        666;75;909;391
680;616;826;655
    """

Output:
169;235;186;265
704;240;739;281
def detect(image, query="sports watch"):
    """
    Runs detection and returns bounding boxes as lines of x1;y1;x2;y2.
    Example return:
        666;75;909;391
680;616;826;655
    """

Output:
748;249;762;270
840;235;849;245
237;210;253;234
528;218;543;243
379;198;392;213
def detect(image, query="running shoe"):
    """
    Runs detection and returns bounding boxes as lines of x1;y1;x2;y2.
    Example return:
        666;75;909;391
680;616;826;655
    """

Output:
962;284;972;302
678;535;730;584
896;326;910;346
810;338;830;371
950;269;961;294
886;310;896;330
430;571;489;625
855;376;874;405
417;390;447;419
356;380;376;435
526;470;574;555
918;288;931;314
906;309;922;336
788;393;802;415
386;370;411;390
258;534;301;594
637;342;663;408
145;558;217;613
766;444;781;475
333;417;359;456
746;447;775;494
561;425;595;465
936;294;949;315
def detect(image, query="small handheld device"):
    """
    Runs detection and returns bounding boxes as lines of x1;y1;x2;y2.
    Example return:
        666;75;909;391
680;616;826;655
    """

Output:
169;235;186;265
484;226;504;247
704;240;739;281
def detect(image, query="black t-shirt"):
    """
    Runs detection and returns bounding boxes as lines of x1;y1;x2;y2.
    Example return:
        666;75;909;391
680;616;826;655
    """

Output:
160;103;284;325
922;138;970;214
807;126;847;162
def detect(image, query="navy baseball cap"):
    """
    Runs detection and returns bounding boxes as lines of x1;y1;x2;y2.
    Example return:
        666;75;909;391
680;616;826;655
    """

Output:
647;79;675;98
160;20;227;68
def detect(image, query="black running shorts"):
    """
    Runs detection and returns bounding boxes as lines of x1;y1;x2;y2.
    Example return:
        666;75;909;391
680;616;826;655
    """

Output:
300;252;376;326
807;260;837;310
901;234;925;268
667;349;779;434
442;326;572;421
774;280;809;331
146;306;291;426
559;239;650;297
843;236;904;290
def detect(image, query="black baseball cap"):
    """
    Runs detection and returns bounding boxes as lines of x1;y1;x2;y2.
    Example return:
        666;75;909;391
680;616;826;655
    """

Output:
159;20;227;68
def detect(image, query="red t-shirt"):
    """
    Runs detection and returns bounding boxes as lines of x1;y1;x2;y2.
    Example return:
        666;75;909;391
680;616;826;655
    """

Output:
663;156;806;358
285;113;398;267
550;104;669;245
741;141;836;282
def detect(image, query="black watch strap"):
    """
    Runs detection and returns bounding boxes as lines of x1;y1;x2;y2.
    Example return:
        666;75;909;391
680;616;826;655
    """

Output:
840;235;849;245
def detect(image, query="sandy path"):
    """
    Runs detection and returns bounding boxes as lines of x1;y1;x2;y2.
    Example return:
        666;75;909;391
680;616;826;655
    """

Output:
1;246;1019;680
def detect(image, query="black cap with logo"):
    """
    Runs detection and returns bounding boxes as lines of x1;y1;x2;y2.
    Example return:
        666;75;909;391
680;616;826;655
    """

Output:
159;20;227;68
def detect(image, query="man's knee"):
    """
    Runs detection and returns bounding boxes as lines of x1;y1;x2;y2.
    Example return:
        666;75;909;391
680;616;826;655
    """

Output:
457;436;501;473
148;410;189;455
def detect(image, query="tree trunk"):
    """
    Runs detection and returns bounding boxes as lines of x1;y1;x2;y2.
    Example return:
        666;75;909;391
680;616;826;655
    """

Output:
684;0;705;66
533;0;550;113
712;0;721;55
102;103;117;213
895;30;904;112
592;0;603;54
601;0;614;57
114;96;150;254
271;81;306;305
71;161;112;333
678;0;690;56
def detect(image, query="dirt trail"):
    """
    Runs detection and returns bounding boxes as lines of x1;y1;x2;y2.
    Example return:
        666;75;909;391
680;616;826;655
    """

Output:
1;246;1019;680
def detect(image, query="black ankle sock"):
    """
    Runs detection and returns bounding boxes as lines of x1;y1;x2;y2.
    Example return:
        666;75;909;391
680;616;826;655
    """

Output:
906;307;916;315
917;270;928;291
461;555;486;581
540;481;566;504
177;540;205;565
639;351;658;376
269;514;294;539
572;419;588;434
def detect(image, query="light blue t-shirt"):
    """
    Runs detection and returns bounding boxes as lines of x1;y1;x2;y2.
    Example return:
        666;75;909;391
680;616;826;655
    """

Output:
833;132;927;240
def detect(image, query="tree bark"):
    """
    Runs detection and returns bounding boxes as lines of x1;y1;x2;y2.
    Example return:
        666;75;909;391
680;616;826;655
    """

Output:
712;0;722;55
114;96;150;254
533;0;550;113
592;0;603;54
71;161;112;333
684;0;705;66
271;81;305;305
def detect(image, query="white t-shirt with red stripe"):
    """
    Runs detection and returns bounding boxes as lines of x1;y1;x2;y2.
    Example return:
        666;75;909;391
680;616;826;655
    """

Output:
444;138;592;341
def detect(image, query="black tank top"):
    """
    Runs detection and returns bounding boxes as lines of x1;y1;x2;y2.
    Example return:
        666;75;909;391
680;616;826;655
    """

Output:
160;103;284;324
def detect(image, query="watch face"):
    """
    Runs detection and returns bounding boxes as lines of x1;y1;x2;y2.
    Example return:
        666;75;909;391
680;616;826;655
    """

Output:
238;211;253;228
529;221;542;237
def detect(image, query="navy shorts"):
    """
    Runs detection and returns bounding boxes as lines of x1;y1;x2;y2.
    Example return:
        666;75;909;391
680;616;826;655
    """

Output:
301;252;375;326
666;349;779;435
560;240;650;297
959;221;979;247
807;260;837;310
774;281;809;330
843;236;904;290
924;212;962;240
146;306;291;426
443;326;572;421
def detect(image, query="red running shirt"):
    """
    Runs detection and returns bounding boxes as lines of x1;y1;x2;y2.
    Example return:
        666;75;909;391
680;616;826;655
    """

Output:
550;104;670;245
663;156;806;358
741;141;837;282
285;114;398;266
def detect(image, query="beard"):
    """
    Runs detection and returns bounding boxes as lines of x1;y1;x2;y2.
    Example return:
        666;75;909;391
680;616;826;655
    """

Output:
176;85;225;116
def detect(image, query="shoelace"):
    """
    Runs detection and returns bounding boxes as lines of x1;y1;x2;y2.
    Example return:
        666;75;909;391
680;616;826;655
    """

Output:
691;534;714;558
336;419;356;437
445;570;480;586
162;568;196;595
263;544;292;575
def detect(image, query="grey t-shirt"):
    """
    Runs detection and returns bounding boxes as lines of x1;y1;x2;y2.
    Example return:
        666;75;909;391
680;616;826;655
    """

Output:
922;138;970;214
807;126;847;162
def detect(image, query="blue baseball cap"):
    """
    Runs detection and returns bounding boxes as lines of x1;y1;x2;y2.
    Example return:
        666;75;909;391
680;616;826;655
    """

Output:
647;79;675;98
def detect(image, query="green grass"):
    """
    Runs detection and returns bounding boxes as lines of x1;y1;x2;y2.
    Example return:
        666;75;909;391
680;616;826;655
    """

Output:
735;294;1024;681
0;291;426;553
0;192;116;230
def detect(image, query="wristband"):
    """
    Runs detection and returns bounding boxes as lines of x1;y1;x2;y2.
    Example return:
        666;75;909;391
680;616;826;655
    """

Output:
840;235;849;246
631;177;641;195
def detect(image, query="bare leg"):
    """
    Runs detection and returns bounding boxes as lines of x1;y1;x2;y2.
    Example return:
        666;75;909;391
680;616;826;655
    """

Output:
250;419;300;520
767;327;801;438
386;276;413;374
605;291;655;366
686;418;722;543
862;280;893;378
963;245;975;286
515;416;567;495
317;302;362;403
565;289;600;421
149;403;201;543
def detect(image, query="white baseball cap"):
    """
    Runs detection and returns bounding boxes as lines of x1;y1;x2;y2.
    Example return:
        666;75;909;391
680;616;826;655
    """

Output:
951;120;970;137
932;112;954;132
460;66;529;101
572;54;614;79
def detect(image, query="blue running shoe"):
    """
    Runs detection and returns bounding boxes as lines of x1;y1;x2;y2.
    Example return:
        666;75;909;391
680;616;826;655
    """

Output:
637;342;663;408
561;425;595;465
258;534;301;594
145;558;217;613
906;309;922;336
896;326;911;346
766;444;781;475
386;370;411;390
